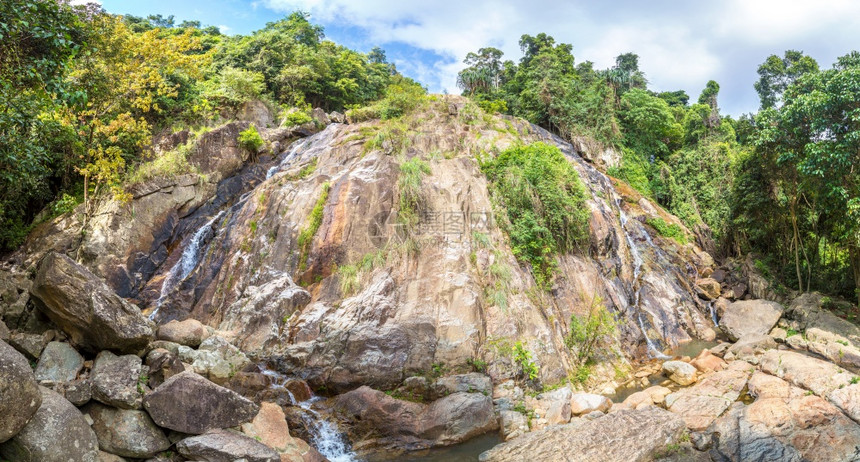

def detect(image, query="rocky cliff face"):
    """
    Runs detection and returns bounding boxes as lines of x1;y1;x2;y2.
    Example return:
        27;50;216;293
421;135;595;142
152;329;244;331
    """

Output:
13;97;718;393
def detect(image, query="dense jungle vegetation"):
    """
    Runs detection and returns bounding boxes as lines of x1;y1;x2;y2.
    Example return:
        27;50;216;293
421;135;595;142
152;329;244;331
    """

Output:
458;38;860;304
2;0;860;305
0;0;415;249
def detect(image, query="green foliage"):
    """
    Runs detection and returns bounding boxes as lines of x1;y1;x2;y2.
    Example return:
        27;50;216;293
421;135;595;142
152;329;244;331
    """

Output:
238;124;263;153
282;110;312;127
363;120;411;156
397;157;431;228
296;182;330;271
564;292;618;362
646;217;689;245
513;341;539;381
481;142;590;287
202;66;266;108
337;249;387;295
467;357;488;373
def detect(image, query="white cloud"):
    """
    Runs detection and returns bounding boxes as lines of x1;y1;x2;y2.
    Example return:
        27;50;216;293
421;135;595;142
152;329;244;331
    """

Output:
261;0;860;114
218;24;231;33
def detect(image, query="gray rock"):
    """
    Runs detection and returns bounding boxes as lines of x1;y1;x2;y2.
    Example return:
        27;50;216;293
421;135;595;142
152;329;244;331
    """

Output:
431;372;492;399
499;410;529;441
0;386;99;461
8;331;50;360
177;429;279;462
177;335;249;382
143;371;259;434
30;252;154;353
91;351;144;409
311;107;330;126
0;339;41;443
145;348;184;388
85;403;170;458
35;341;84;382
479;407;685;462
0;320;9;341
329;111;346;124
719;300;784;341
58;378;93;406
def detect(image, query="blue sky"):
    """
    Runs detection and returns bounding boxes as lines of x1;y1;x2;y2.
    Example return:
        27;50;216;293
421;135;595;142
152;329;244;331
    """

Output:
92;0;860;116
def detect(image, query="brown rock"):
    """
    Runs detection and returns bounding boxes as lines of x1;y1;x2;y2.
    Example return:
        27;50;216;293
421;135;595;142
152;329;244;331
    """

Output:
479;407;685;462
690;349;726;373
30;252;154;353
156;319;209;347
695;278;722;300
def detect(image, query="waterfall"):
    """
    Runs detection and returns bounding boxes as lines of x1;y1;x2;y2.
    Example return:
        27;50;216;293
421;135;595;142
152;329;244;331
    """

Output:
708;301;719;326
616;199;671;360
258;364;359;461
299;397;359;462
150;211;225;320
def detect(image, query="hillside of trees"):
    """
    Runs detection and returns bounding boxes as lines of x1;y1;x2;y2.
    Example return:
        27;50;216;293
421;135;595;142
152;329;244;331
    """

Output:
0;0;417;251
457;38;860;304
2;1;859;305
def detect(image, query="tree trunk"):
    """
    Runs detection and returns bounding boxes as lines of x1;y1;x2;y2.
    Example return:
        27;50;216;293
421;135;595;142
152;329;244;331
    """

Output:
850;244;860;307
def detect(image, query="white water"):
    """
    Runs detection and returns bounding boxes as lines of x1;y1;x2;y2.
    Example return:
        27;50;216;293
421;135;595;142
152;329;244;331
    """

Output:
616;199;671;360
258;365;359;462
150;211;225;320
299;398;359;462
708;301;719;326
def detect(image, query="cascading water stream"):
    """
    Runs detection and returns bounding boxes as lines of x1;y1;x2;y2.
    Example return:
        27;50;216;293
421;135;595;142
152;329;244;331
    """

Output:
150;211;226;320
708;301;719;326
257;365;359;462
616;198;671;360
299;397;359;462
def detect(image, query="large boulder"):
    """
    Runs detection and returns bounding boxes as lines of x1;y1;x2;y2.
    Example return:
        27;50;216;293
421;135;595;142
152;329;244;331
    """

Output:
241;402;320;462
177;429;280;462
479;407;685;462
30;252;154;353
156;318;209;347
34;341;84;383
0;386;99;462
569;392;611;415
143;371;260;434
334;385;497;448
719;299;784;341
708;380;860;461
84;402;170;458
177;335;250;382
0;340;41;443
760;349;856;396
662;360;698;386
430;373;492;399
666;362;752;431
90;351;144;409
